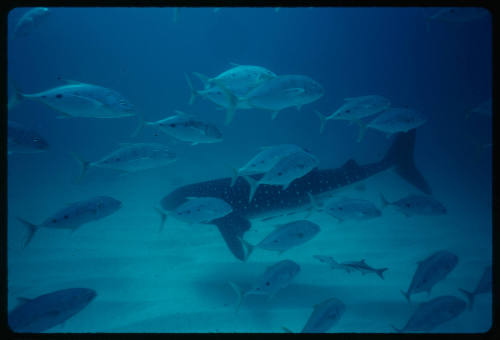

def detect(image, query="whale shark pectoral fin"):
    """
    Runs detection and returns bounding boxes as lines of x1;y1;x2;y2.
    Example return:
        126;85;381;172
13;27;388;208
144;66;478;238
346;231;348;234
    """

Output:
212;213;251;262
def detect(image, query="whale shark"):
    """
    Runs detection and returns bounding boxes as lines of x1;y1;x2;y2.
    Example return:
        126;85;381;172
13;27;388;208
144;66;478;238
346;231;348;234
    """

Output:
160;129;431;261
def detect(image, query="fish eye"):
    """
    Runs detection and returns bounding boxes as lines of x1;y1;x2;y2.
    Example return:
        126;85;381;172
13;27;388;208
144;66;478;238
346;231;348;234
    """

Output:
116;158;120;161
170;124;176;128
406;203;411;207
64;215;68;219
277;172;283;176
345;110;350;113
265;281;270;286
52;219;57;223
56;94;63;99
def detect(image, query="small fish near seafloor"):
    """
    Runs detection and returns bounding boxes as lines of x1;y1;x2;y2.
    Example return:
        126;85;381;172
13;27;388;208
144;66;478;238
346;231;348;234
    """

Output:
160;129;432;262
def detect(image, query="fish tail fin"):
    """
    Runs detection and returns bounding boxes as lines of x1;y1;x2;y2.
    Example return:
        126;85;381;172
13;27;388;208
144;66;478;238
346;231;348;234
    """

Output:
230;167;239;187
228;281;244;313
281;326;293;333
401;289;411;303
382;129;432;195
131;112;145;137
192;72;211;88
379;192;391;209
242;175;259;203
185;73;198;105
239;237;255;261
70;152;91;182
355;119;368;142
315;110;328;134
16;217;38;248
212;79;238;125
390;325;402;333
8;78;26;111
377;268;388;280
154;207;168;232
459;288;475;310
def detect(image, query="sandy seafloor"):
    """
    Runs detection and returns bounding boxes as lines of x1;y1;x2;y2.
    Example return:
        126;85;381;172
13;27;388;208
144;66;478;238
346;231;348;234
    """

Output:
6;141;492;334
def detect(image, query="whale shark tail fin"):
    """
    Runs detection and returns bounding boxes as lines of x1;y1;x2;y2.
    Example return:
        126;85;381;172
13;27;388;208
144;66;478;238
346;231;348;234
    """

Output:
383;129;432;195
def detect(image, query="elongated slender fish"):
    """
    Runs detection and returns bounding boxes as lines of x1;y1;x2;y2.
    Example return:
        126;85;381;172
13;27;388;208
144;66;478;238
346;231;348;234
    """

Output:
160;129;432;261
135;110;222;145
8;288;97;333
401;250;458;303
458;265;492;310
391;295;466;333
12;7;50;39
72;143;176;181
17;196;122;248
242;220;320;260
228;259;300;312
9;79;137;119
313;255;388;279
8;121;48;155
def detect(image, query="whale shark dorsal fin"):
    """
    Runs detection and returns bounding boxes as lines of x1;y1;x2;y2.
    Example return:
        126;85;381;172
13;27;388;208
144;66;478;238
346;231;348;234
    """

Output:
17;297;33;305
341;159;360;170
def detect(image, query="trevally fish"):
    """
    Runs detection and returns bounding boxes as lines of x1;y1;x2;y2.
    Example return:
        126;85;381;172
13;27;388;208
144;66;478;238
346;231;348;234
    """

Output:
244;149;319;202
162;197;233;227
9;79;137;119
242;220;320;260
391;295;466;333
380;193;447;217
72;143;177;181
316;95;391;133
360;107;426;141
322;197;381;222
401;250;459;303
459;265;492;310
135;110;223;145
232;144;304;186
193;64;276;96
284;297;346;333
8;288;97;333
226;74;324;120
313;255;388;279
160;129;432;261
12;7;50;39
8;121;48;155
17;196;122;248
228;259;300;312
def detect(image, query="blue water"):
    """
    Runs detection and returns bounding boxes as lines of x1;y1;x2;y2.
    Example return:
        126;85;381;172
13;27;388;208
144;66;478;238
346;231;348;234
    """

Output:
7;7;492;333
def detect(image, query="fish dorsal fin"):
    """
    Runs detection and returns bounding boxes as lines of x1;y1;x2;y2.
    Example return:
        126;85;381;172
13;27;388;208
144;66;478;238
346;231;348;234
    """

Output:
57;77;85;85
360;259;366;264
341;159;360;171
17;297;32;305
174;110;195;118
229;62;240;67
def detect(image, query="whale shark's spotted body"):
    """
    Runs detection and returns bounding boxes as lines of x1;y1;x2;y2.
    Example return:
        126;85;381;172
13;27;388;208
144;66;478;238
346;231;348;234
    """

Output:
161;129;431;261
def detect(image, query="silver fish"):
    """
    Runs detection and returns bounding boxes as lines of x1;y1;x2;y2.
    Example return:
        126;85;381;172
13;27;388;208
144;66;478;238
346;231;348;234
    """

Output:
316;95;391;133
401;250;459;303
72;143;176;181
9;79;137;119
17;196;122;248
300;297;346;333
8;121;48;155
8;288;97;332
459;265;492;310
242;220;320;259
172;197;233;224
12;7;50;39
244;149;319;202
138;110;222;145
392;295;466;333
232;144;304;186
229;259;300;312
380;193;447;217
313;255;388;280
323;197;381;222
363;107;426;140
